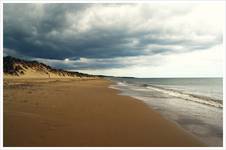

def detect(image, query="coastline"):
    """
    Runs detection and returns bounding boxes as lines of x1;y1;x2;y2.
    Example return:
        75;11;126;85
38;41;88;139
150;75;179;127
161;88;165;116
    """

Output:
109;78;223;146
3;78;205;147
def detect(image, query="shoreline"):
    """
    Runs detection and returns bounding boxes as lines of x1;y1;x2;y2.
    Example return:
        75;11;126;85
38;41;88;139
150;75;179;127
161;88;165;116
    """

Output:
109;78;223;146
4;78;205;147
108;78;208;144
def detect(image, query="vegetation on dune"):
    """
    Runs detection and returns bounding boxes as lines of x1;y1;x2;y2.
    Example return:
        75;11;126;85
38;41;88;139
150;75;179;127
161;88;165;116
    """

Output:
3;56;96;78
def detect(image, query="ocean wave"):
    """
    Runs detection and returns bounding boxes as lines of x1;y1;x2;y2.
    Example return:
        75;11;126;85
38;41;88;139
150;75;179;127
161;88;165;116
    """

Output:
117;81;128;86
113;81;223;108
146;84;223;108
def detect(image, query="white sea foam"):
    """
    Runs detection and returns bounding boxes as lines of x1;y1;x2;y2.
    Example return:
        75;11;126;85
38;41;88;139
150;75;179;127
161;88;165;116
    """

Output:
109;78;223;146
112;81;223;108
146;85;223;108
117;81;128;86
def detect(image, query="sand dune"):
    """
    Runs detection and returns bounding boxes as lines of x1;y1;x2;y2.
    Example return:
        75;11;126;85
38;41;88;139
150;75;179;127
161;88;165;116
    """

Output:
4;56;98;79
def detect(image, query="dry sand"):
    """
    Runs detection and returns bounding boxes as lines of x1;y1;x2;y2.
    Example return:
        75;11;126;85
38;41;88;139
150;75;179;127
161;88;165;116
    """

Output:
3;78;205;147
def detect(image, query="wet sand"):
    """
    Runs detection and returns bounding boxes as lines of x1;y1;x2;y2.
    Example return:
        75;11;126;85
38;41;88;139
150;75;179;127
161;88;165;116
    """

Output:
3;78;205;147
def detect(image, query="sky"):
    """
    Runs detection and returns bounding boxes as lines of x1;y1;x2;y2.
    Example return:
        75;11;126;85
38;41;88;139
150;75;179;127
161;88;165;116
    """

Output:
3;3;225;77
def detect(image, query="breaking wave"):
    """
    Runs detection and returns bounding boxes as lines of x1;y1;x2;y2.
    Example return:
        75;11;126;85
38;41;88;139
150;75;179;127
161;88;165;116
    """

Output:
144;84;223;108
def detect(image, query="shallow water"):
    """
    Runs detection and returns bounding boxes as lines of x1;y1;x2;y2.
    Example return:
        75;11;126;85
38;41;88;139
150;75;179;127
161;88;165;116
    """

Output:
109;77;223;146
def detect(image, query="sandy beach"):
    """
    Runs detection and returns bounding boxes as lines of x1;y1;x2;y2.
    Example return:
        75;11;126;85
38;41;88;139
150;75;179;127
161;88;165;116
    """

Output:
3;78;205;147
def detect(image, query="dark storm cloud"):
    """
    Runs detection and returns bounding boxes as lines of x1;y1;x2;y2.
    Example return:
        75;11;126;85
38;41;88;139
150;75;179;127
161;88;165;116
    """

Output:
3;3;223;70
34;57;128;70
4;4;92;59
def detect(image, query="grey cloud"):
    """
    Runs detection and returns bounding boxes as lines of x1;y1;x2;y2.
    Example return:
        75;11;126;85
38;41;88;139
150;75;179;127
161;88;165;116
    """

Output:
34;57;128;70
3;3;223;70
34;54;164;71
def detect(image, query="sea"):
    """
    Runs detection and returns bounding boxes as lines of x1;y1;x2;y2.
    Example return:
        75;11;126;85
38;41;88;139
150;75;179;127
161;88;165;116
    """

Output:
109;77;223;146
